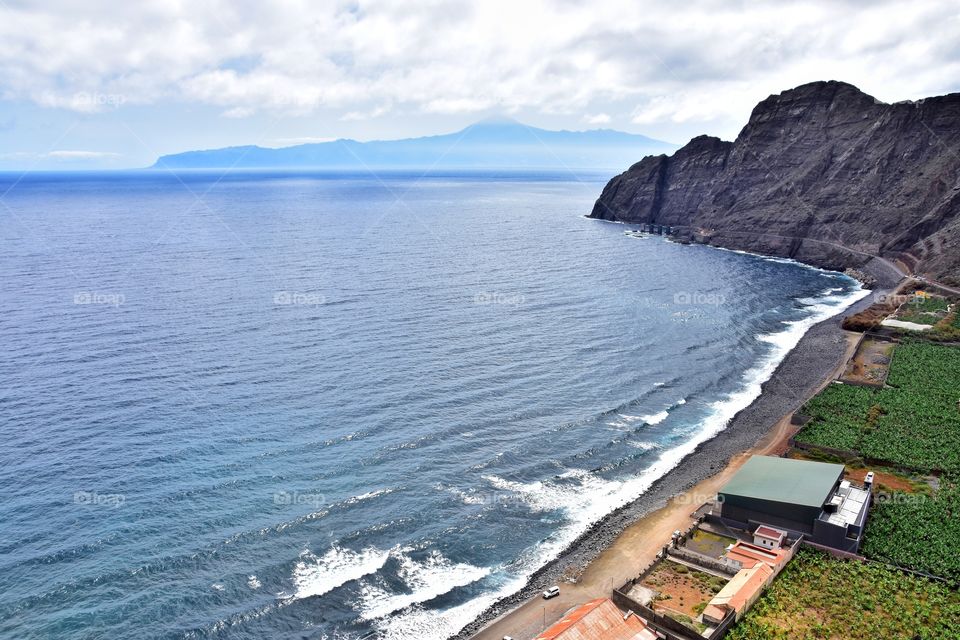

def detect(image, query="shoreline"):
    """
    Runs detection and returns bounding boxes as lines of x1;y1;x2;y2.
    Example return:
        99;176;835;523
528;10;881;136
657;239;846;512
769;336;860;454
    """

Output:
455;275;891;640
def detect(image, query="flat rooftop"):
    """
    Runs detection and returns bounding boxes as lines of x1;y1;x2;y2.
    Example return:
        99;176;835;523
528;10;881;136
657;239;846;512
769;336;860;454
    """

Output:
719;455;844;508
821;483;870;527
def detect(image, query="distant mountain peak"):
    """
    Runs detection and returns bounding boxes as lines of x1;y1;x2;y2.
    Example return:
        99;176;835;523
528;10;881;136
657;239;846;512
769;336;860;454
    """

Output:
470;115;522;127
151;122;677;170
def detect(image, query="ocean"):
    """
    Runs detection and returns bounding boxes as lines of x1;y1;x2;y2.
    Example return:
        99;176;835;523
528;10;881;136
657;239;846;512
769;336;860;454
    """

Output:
0;170;868;640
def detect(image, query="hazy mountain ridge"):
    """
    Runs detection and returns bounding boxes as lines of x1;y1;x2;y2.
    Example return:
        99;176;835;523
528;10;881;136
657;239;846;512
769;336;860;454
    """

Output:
590;81;960;283
151;119;677;170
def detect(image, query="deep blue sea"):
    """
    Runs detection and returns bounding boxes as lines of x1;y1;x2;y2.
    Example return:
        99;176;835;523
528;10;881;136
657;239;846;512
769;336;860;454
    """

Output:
0;170;867;640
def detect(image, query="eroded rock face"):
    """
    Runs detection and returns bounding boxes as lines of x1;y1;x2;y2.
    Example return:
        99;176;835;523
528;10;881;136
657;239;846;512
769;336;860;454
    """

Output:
591;81;960;284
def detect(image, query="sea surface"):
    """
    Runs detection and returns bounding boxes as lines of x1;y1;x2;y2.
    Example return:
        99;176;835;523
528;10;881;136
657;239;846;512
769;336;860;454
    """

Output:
0;170;868;640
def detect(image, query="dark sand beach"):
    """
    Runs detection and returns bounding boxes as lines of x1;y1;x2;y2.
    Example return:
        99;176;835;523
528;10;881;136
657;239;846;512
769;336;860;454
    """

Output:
458;272;894;640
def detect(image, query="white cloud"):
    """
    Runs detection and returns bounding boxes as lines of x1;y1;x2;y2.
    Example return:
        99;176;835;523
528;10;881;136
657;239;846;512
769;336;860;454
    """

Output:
270;136;338;145
47;150;122;160
222;106;256;119
340;104;393;121
584;113;611;125
0;0;958;136
0;150;122;162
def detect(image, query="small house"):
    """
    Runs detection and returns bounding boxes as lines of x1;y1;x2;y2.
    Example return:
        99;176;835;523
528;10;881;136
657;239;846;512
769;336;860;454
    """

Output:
753;525;786;549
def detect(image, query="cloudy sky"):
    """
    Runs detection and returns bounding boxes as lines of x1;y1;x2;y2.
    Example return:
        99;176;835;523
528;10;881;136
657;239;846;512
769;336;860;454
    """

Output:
1;0;959;169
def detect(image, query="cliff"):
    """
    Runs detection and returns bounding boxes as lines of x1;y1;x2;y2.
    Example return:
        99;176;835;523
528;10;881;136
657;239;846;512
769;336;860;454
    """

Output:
590;81;960;285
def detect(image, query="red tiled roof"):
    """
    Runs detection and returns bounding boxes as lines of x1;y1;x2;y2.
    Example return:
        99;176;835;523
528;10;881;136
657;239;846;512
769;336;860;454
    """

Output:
726;541;787;569
702;603;728;624
727;563;773;611
705;563;774;619
534;598;657;640
754;525;786;540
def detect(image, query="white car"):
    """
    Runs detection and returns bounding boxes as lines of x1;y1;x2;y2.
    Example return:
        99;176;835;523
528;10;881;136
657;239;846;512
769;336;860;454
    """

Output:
542;586;560;599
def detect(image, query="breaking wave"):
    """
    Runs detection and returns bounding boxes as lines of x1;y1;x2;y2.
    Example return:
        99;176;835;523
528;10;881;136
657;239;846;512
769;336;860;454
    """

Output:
285;545;390;601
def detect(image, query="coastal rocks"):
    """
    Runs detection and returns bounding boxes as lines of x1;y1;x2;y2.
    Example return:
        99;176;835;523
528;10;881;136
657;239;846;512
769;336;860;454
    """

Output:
591;81;960;283
843;268;877;288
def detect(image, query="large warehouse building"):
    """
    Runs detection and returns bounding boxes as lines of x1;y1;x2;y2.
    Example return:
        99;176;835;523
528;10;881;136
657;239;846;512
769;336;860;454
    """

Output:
715;455;871;553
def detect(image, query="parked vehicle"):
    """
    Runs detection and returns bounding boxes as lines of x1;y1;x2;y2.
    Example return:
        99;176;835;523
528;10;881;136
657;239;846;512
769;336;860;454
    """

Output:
542;586;560;599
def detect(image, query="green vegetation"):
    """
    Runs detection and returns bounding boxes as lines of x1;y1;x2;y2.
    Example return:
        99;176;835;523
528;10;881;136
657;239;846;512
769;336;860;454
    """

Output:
795;341;960;472
728;548;960;640
686;529;736;559
903;294;949;313
796;383;875;450
692;569;727;594
895;295;948;326
926;310;960;342
862;480;960;585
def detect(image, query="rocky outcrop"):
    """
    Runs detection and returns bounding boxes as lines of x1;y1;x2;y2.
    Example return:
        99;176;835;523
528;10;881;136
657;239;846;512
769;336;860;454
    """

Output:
591;81;960;285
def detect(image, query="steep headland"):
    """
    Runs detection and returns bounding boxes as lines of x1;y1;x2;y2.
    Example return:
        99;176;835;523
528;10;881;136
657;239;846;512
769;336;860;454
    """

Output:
590;81;960;285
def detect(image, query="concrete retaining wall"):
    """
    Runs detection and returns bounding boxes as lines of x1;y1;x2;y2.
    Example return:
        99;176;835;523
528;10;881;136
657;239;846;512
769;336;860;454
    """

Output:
667;547;741;577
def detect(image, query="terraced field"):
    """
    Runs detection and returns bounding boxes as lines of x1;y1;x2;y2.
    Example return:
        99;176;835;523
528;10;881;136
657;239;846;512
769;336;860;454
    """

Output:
895;295;949;325
728;548;960;640
863;480;960;585
795;341;960;472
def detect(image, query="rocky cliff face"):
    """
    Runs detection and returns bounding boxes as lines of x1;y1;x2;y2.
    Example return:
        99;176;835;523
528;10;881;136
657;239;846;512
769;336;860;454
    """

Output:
591;81;960;285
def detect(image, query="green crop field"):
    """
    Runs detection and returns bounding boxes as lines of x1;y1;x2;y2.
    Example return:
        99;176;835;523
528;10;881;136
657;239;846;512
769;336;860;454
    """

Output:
862;481;960;585
727;548;960;640
905;295;949;313
795;383;876;450
794;341;960;472
893;295;949;326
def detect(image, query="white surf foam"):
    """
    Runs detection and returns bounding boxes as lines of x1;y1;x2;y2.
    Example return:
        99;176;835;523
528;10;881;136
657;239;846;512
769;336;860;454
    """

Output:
247;574;261;589
285;545;390;601
426;281;870;638
639;410;669;425
358;549;490;621
713;245;836;275
371;279;870;640
697;283;869;449
458;491;487;505
344;488;394;505
372;576;527;640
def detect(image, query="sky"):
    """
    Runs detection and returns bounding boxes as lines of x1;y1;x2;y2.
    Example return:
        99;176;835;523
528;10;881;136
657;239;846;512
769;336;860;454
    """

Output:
1;0;959;169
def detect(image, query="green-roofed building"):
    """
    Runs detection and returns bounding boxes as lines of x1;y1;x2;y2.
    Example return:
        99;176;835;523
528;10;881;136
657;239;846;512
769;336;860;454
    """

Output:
716;455;872;552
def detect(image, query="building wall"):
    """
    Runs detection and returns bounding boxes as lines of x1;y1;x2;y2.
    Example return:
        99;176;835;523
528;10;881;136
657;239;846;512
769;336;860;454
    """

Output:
719;494;825;529
719;502;816;535
812;518;862;553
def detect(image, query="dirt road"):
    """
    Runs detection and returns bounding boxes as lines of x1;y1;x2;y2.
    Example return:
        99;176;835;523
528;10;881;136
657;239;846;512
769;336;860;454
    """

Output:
471;330;860;640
